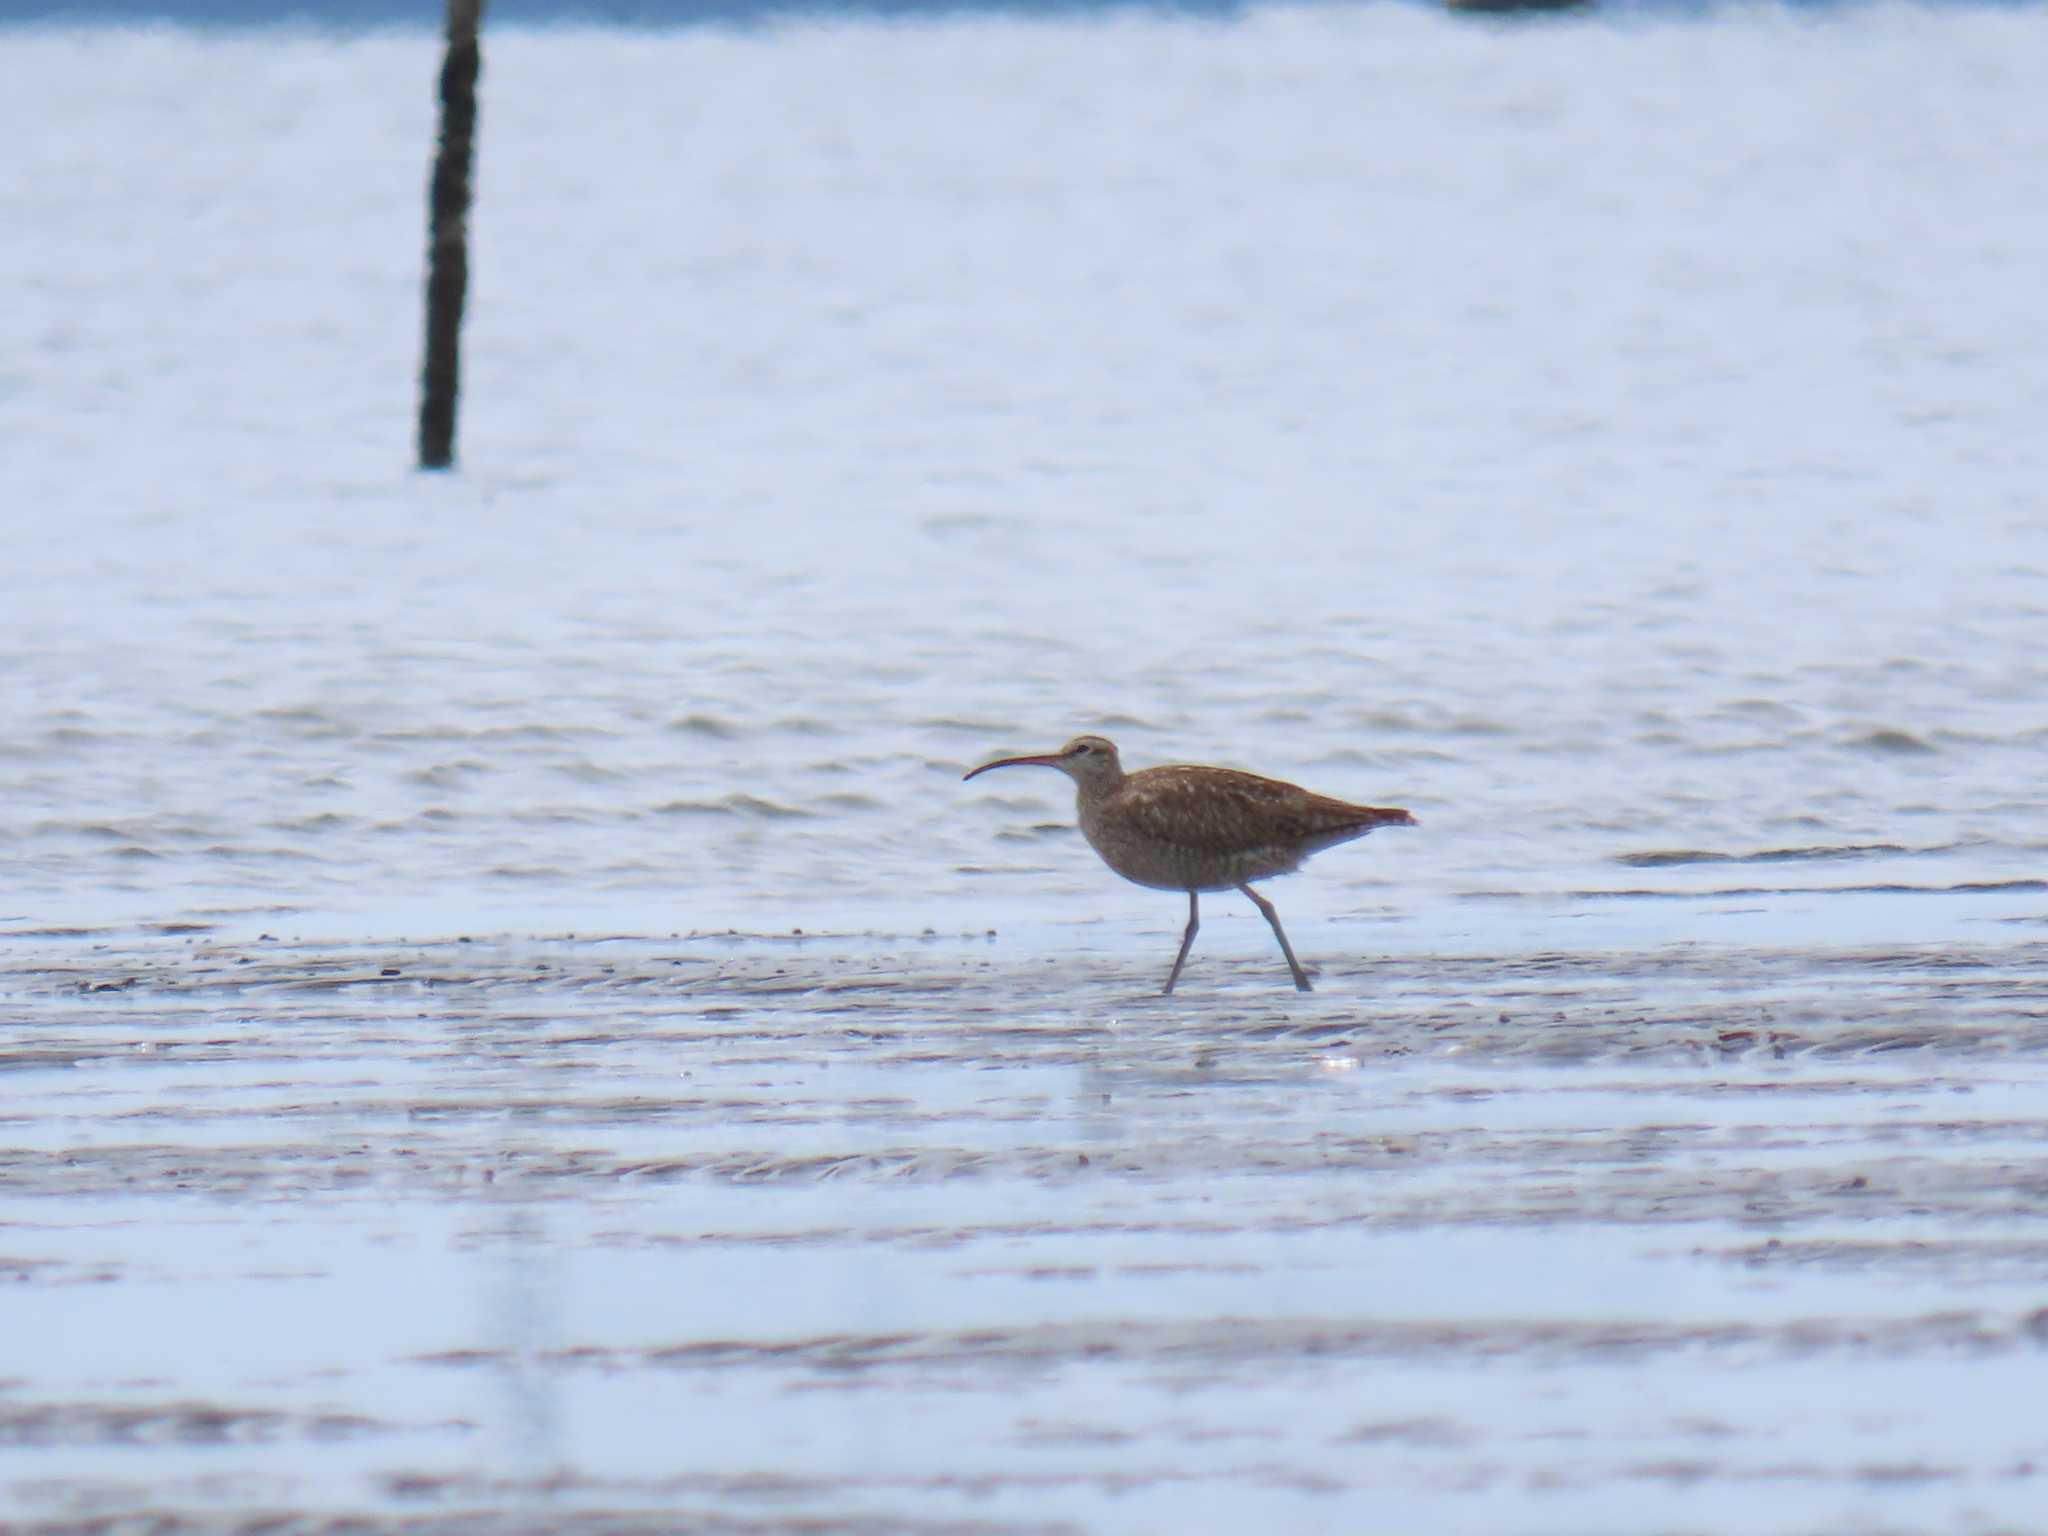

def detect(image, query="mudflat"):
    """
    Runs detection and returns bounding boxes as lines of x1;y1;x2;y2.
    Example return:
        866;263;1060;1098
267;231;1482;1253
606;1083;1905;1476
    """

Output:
7;926;2047;1532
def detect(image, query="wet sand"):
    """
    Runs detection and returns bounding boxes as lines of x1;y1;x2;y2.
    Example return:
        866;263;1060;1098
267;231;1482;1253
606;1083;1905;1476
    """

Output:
7;926;2048;1533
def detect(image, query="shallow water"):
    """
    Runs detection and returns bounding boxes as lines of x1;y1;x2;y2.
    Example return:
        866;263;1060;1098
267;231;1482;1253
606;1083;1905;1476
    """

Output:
5;3;2048;1530
7;4;2048;942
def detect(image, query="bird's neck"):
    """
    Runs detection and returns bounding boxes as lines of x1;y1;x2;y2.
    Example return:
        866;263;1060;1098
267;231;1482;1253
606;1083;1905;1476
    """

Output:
1072;767;1123;811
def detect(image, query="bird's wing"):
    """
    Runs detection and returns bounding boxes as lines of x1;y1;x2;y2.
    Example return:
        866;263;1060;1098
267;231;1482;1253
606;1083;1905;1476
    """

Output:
1115;768;1399;855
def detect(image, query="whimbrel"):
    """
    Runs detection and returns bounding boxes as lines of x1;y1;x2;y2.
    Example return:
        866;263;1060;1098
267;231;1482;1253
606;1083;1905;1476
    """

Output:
963;735;1415;994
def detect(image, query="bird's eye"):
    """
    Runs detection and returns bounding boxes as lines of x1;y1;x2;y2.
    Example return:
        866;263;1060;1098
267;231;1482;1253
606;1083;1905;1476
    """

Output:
1073;743;1092;755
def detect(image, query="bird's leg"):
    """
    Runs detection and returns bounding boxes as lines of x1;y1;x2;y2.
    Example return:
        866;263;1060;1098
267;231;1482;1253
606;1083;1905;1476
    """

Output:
1237;883;1312;992
1162;891;1199;995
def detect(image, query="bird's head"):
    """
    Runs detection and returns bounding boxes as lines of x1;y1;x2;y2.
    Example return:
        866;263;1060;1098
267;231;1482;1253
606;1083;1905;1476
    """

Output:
963;734;1123;789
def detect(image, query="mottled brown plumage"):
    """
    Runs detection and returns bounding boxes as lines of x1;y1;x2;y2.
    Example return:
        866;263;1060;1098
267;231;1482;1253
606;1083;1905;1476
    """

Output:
963;734;1416;994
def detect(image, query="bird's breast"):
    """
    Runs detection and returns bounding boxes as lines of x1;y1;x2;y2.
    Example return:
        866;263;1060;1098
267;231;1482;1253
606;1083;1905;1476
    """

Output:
1077;797;1305;893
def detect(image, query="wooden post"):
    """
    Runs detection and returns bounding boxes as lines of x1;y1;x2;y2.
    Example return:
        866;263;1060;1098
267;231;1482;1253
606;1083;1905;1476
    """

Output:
418;0;483;471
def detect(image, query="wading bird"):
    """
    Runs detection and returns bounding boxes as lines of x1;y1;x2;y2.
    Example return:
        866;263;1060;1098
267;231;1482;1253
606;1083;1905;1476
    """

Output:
963;735;1415;994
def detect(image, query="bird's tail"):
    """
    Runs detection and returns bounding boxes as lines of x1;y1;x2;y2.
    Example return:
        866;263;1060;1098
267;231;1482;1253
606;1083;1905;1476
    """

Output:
1357;805;1418;828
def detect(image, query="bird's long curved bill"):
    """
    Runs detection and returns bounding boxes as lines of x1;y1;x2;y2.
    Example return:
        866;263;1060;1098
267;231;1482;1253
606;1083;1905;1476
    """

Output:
962;752;1065;782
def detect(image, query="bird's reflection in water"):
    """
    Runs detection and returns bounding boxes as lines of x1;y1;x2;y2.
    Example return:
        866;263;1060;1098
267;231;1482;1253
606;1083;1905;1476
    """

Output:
479;1198;567;1495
